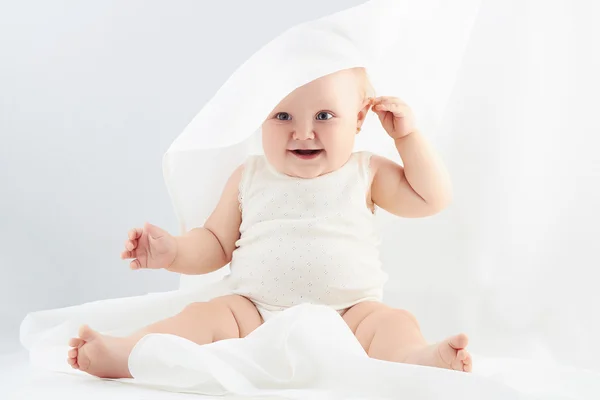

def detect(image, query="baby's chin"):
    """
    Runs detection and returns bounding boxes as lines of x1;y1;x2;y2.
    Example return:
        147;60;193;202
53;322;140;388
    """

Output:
283;163;332;179
281;154;353;179
267;151;350;178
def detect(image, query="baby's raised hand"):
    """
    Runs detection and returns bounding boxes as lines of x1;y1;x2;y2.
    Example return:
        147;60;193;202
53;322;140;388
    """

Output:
120;222;178;270
370;96;418;139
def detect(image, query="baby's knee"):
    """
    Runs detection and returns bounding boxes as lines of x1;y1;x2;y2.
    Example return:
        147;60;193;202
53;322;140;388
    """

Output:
180;296;261;339
180;299;233;324
182;295;247;312
181;301;212;314
380;308;420;329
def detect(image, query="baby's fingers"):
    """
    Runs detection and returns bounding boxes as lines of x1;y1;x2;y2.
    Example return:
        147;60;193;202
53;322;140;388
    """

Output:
128;227;143;241
120;249;136;259
130;259;142;270
124;238;137;251
373;102;406;117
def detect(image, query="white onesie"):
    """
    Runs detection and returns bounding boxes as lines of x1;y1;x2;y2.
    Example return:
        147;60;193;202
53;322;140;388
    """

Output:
226;151;388;321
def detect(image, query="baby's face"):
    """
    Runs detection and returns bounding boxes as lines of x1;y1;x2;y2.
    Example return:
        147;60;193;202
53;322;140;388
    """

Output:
261;68;371;179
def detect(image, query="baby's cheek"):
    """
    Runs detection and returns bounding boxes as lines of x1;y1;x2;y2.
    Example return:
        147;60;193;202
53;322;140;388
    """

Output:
262;131;286;152
324;129;355;150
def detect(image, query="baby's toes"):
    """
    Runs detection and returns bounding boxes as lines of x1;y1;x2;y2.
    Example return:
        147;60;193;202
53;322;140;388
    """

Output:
67;348;79;369
69;337;84;348
68;348;78;359
463;351;473;372
77;346;91;371
452;349;468;371
449;333;469;350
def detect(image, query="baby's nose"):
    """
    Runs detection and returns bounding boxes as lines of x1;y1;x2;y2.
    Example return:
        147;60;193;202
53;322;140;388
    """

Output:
292;127;315;140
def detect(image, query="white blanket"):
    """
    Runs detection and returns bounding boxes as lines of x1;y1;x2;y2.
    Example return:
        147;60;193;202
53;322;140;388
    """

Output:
19;286;600;400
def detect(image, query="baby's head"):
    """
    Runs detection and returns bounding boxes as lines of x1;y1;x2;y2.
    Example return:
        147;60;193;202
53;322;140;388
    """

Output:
261;67;374;178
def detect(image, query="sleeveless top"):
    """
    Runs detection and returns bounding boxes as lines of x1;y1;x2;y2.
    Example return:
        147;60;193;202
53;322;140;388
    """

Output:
226;151;388;311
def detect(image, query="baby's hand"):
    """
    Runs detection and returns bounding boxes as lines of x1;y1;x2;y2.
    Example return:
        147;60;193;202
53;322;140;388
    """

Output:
120;222;178;270
371;96;418;139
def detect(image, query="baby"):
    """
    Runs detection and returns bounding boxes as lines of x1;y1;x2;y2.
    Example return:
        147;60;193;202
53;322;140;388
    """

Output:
67;67;472;379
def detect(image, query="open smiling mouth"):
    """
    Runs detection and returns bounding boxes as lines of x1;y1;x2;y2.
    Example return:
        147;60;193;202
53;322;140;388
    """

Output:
290;149;324;159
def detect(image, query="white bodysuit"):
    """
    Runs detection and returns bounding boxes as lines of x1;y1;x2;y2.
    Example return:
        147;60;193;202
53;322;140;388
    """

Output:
226;151;388;321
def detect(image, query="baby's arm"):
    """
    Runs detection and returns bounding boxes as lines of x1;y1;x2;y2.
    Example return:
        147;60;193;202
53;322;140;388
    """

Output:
370;130;452;218
167;166;243;275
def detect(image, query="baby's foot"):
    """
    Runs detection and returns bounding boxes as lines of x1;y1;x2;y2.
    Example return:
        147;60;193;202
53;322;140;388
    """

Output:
404;333;472;372
67;325;134;379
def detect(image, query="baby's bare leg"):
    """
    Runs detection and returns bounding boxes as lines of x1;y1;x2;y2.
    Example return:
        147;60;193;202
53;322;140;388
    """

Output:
67;295;262;379
343;302;472;372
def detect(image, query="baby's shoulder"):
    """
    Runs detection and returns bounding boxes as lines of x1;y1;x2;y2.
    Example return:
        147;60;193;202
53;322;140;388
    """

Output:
352;150;384;175
357;151;392;173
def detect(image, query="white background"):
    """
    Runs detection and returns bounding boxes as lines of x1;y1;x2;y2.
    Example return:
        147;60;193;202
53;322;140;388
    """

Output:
1;0;599;375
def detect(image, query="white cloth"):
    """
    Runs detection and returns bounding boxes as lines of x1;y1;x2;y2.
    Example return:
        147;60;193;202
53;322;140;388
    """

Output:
17;0;600;398
18;296;600;399
226;152;387;312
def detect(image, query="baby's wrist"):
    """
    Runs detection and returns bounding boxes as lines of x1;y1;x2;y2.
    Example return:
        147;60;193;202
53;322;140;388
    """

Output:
392;130;416;142
165;237;182;271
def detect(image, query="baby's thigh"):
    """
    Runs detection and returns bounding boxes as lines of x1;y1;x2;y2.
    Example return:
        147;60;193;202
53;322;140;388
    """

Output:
208;295;263;338
179;295;262;341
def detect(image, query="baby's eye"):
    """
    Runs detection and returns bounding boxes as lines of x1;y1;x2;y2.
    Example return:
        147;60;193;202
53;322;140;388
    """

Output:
316;111;333;121
275;112;291;121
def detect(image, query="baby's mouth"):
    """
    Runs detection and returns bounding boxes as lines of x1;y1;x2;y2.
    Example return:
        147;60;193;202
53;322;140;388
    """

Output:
290;149;324;159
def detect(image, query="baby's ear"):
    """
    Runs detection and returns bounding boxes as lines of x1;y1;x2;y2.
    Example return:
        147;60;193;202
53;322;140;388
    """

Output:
357;98;372;124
